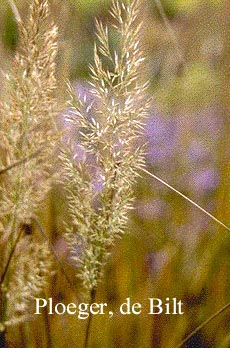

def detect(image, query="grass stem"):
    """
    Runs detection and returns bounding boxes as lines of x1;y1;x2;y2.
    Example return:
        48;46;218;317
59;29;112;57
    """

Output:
175;302;230;348
154;0;185;64
8;0;21;22
0;228;23;287
31;216;76;294
0;148;43;176
141;167;230;232
84;288;96;348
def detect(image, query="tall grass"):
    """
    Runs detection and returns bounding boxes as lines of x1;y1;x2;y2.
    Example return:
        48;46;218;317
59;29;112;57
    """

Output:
60;1;150;344
60;0;149;295
0;0;58;345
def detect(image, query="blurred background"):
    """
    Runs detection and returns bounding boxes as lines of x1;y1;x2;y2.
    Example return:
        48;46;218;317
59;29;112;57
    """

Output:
1;0;230;347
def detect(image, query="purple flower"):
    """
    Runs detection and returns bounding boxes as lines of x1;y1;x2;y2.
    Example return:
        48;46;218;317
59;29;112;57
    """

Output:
136;198;166;220
187;141;210;163
73;81;95;105
189;167;219;193
145;111;178;164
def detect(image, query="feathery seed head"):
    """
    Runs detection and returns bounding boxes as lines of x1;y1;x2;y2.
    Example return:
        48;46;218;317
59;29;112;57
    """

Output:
0;0;59;225
60;0;149;293
0;0;58;328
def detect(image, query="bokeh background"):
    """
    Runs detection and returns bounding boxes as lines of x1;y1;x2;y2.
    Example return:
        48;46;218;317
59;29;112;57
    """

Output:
1;0;230;347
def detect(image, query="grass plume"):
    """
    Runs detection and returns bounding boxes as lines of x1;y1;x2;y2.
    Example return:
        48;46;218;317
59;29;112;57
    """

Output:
0;0;59;340
0;0;58;225
60;0;150;294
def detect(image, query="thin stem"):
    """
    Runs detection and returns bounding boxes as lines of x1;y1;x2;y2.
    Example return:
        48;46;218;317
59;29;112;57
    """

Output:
84;288;96;348
31;216;76;294
8;0;21;22
154;0;185;64
19;324;26;348
0;228;23;286
0;147;43;176
175;302;230;348
140;167;230;232
0;196;21;335
44;304;52;348
0;228;21;340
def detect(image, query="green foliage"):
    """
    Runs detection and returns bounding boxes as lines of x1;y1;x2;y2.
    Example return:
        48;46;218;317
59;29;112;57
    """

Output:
155;62;219;111
69;0;111;15
2;8;18;50
160;0;223;15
